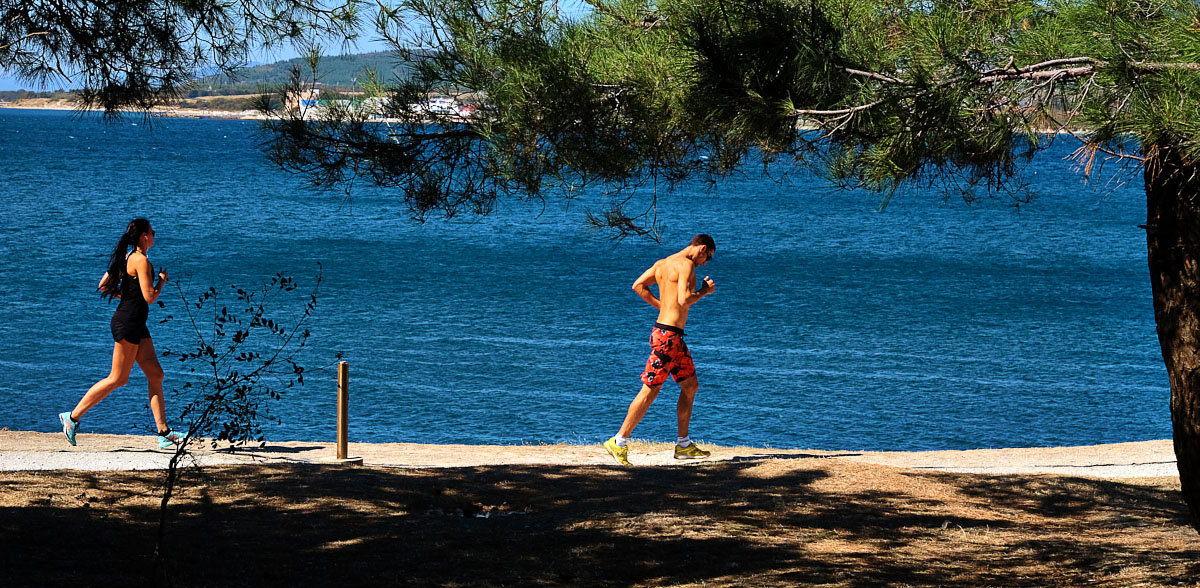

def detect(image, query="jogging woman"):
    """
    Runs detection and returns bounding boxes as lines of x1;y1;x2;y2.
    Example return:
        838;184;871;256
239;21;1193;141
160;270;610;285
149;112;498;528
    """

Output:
59;218;185;449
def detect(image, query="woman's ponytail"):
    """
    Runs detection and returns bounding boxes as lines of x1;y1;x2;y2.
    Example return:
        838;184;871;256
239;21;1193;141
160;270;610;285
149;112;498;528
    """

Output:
100;218;150;300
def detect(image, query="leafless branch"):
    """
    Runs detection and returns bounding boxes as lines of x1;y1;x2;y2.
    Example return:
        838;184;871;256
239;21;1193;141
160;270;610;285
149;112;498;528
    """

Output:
975;58;1200;83
1062;73;1098;129
1064;130;1145;181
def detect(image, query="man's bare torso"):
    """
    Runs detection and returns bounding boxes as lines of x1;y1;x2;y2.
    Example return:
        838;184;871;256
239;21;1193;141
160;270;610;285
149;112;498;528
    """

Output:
651;254;697;329
631;240;714;331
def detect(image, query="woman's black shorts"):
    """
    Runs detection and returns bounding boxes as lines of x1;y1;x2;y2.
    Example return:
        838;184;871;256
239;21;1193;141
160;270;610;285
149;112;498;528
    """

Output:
111;317;151;344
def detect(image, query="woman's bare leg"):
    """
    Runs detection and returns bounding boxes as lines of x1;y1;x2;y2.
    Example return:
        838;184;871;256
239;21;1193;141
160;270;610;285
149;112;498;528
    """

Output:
135;338;168;432
71;340;139;420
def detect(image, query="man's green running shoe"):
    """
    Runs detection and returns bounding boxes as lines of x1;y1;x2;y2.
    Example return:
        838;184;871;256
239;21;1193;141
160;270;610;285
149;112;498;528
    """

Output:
674;442;711;460
603;437;631;466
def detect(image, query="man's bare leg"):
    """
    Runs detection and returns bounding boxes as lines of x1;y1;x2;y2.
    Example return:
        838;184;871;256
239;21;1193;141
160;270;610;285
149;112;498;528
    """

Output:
677;376;698;438
673;377;710;458
617;383;662;438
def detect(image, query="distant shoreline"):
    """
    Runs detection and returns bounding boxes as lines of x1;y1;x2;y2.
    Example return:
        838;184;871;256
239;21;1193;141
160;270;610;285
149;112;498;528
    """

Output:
0;100;268;120
1;99;1093;133
0;100;451;123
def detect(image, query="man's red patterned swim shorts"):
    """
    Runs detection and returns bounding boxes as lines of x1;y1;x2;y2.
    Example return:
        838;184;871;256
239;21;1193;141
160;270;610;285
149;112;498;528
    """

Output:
641;323;696;386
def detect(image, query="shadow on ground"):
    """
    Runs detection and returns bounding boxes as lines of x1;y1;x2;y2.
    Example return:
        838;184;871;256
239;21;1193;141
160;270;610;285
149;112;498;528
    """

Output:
1;459;1198;586
216;444;326;455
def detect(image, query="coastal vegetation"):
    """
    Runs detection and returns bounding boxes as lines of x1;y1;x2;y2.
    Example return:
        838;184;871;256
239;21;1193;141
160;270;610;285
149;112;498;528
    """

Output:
0;89;74;102
0;51;413;114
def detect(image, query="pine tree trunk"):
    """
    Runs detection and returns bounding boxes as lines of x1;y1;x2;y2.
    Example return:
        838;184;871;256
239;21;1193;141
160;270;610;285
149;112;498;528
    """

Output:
1144;140;1200;531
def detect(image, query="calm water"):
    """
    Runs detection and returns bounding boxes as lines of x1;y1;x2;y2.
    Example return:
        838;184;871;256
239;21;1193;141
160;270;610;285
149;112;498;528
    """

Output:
0;108;1168;451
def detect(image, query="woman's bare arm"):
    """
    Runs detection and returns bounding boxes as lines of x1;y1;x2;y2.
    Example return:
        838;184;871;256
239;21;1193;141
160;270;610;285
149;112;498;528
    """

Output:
130;255;164;304
98;272;120;298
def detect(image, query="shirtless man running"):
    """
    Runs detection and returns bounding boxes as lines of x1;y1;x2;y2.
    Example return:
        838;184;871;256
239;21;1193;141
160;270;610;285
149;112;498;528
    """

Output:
604;234;716;465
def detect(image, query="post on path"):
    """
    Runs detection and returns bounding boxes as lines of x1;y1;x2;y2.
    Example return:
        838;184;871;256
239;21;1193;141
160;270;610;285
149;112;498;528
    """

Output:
337;361;349;460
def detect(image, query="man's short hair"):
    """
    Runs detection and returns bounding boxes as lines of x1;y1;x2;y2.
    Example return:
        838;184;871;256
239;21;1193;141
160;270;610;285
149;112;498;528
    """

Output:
690;234;715;252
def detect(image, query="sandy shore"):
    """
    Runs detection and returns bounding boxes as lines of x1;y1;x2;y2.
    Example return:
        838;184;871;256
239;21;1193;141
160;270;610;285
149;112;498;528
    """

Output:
0;430;1176;478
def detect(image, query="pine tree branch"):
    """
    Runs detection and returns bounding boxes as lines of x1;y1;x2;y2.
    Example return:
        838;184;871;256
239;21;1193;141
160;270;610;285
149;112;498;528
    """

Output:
836;57;1200;90
791;100;882;116
979;65;1095;83
0;30;50;51
582;0;664;29
1062;129;1145;165
1130;61;1200;72
839;67;904;85
979;57;1102;77
975;58;1200;83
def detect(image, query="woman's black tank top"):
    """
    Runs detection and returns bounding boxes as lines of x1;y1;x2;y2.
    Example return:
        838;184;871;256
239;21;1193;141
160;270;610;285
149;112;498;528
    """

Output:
113;258;149;326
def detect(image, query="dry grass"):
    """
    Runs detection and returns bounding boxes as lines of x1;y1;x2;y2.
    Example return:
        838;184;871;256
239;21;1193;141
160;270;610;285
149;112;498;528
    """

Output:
3;458;1198;586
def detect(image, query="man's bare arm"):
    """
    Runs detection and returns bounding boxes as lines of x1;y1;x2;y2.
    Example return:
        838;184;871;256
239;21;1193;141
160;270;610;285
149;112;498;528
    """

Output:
677;263;714;308
632;265;660;310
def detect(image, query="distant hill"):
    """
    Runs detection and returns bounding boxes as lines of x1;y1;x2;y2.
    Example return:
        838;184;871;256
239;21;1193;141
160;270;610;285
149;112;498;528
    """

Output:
188;51;414;95
0;51;419;102
0;89;75;102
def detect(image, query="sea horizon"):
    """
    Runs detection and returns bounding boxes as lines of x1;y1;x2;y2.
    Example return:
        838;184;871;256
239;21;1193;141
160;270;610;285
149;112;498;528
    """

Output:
0;107;1169;452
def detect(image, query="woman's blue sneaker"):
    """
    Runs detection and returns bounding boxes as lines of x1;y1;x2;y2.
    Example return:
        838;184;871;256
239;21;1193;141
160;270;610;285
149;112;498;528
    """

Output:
157;429;187;449
59;412;78;446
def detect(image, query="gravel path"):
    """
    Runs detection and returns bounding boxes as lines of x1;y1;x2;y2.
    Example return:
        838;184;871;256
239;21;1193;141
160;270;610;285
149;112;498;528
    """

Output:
0;431;1177;479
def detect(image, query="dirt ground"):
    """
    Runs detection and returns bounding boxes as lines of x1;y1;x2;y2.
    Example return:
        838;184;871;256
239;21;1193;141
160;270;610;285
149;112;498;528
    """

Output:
3;455;1197;586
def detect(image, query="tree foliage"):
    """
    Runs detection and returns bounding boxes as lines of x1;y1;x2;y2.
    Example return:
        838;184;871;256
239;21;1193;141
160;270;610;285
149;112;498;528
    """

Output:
164;271;328;447
0;0;361;114
261;0;1200;233
265;0;718;236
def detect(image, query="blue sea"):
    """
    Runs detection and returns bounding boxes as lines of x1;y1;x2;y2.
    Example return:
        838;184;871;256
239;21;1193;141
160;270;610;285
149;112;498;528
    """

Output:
0;108;1168;451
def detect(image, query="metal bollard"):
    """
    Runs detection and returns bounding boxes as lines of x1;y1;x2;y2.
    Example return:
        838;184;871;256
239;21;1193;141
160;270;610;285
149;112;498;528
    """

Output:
337;361;348;460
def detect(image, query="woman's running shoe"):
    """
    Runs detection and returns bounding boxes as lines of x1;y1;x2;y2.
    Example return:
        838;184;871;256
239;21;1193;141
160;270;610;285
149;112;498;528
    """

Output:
157;429;188;449
59;412;78;446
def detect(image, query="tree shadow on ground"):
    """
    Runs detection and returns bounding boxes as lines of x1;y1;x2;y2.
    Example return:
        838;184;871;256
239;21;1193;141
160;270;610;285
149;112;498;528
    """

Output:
2;460;1198;586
